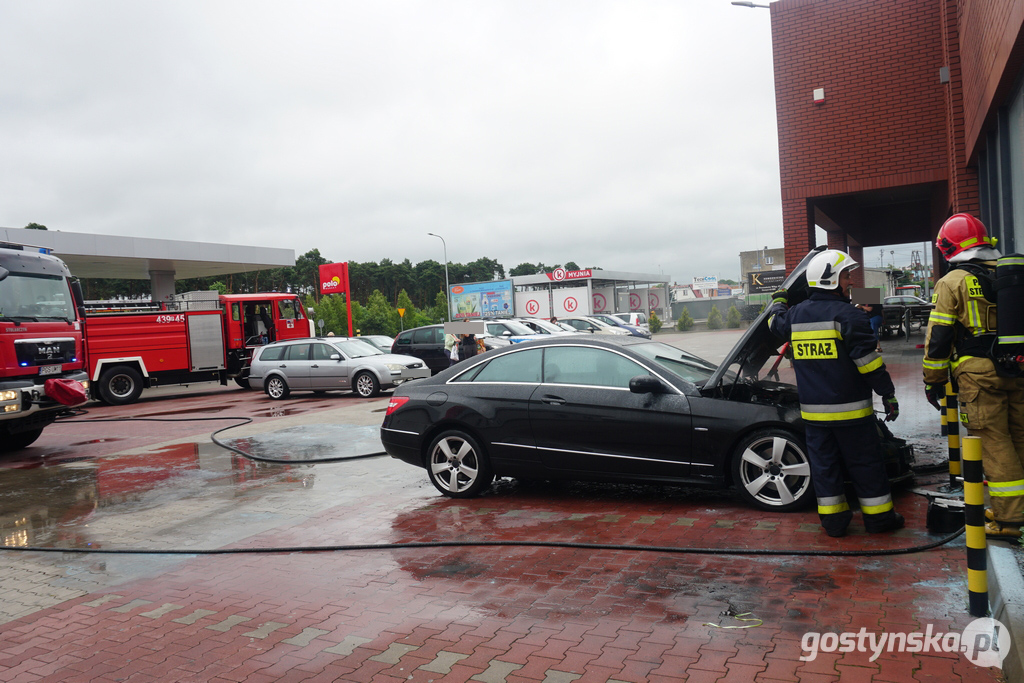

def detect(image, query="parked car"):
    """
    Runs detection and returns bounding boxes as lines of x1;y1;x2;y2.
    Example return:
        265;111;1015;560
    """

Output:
392;324;510;375
357;335;395;353
481;318;541;343
590;313;652;338
881;295;933;337
381;248;913;511
613;312;650;331
517;318;578;336
248;337;429;399
558;316;631;335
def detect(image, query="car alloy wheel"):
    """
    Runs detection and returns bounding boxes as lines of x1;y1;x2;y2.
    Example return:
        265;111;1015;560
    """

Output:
266;376;290;400
732;429;812;511
354;371;380;398
426;430;494;498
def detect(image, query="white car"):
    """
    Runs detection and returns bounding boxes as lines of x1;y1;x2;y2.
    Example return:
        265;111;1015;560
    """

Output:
248;337;430;399
612;312;650;332
558;316;631;335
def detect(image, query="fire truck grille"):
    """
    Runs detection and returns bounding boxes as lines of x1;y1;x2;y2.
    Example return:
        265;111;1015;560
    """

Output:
14;339;78;367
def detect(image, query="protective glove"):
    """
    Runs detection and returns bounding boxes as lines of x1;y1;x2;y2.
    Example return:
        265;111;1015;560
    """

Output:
883;395;900;422
924;384;945;411
771;288;788;305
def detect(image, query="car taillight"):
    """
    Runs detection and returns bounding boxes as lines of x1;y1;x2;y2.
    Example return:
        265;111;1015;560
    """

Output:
385;396;410;416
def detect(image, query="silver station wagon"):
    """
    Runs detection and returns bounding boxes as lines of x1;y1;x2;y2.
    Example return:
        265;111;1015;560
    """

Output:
248;337;430;399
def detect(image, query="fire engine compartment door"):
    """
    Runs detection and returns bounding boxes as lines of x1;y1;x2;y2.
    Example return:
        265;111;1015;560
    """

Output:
187;313;226;371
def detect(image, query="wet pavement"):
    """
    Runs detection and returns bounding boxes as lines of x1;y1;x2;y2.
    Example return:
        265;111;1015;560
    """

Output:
0;328;1010;681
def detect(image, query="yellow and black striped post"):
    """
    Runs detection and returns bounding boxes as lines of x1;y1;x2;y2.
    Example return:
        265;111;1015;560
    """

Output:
963;435;988;617
946;382;962;490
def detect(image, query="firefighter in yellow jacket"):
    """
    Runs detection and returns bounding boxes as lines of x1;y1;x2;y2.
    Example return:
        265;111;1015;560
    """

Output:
923;213;1024;538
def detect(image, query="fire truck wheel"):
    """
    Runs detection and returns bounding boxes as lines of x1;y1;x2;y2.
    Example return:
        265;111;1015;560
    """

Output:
1;428;43;452
265;375;290;400
353;372;380;398
98;366;144;405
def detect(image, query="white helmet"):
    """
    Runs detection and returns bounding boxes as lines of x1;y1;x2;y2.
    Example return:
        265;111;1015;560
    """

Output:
806;249;859;290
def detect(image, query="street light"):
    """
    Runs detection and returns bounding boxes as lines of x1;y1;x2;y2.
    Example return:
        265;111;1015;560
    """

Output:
731;1;770;7
427;232;451;321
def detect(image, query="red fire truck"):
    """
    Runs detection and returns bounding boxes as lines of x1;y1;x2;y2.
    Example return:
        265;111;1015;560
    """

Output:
0;243;90;451
85;291;315;405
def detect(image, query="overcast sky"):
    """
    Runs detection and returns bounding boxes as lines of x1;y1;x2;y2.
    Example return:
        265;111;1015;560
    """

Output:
1;1;790;285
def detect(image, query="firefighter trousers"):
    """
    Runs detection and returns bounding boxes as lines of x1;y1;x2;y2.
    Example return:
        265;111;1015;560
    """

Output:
955;364;1024;524
804;421;896;534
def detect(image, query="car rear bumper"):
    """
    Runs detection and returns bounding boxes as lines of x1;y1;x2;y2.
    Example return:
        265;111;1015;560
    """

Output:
380;426;422;467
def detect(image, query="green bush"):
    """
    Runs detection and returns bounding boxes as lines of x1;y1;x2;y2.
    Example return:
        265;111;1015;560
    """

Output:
706;304;723;330
726;305;742;329
676;308;694;331
649;312;662;334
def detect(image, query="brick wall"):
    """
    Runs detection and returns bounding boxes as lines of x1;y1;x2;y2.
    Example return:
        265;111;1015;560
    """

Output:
958;0;1024;162
772;0;949;269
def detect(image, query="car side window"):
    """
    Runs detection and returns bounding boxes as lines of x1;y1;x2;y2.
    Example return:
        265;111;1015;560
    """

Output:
543;347;647;389
486;323;502;336
279;300;297;320
465;348;542;383
413;328;436;344
394;331;412;345
286;344;311;361
312;343;336;361
259;345;285;361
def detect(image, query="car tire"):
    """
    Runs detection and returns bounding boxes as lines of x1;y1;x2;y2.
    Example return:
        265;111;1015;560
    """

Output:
98;366;144;406
731;428;813;512
234;376;250;389
265;375;290;400
353;372;380;398
1;428;43;452
426;430;494;498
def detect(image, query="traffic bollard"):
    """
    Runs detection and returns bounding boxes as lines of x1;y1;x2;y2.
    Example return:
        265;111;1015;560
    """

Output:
963;435;988;617
946;382;962;491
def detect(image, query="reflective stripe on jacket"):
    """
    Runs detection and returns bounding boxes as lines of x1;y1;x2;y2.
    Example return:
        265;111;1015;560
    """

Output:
922;262;998;386
769;291;894;425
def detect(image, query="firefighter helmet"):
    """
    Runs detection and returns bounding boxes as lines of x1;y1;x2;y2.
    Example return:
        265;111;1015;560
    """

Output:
806;249;859;290
936;213;995;261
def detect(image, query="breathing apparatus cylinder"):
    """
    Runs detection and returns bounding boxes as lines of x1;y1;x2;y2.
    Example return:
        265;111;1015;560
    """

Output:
996;254;1024;365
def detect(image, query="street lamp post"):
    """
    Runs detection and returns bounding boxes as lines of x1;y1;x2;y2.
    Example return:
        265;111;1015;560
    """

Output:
428;232;451;321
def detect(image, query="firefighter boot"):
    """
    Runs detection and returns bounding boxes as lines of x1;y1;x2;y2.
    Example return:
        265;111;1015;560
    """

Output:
865;512;905;534
823;509;853;538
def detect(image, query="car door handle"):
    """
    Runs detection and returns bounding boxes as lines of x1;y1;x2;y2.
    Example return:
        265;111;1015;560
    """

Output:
311;364;319;368
541;395;566;405
279;364;287;368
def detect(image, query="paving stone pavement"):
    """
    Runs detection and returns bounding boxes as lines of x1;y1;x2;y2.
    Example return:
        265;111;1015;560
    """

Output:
0;329;1011;681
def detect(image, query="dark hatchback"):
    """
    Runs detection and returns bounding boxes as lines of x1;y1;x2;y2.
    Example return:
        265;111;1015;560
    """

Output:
380;248;914;512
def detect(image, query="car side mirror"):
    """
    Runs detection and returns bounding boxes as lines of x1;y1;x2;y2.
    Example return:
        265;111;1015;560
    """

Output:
502;331;511;336
330;353;341;361
629;375;665;394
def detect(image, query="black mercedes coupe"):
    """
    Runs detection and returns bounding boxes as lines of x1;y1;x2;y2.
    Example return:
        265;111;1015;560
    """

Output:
380;249;913;511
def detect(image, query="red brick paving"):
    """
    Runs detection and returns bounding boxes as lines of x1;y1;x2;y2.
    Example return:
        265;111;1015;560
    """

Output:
0;338;1011;681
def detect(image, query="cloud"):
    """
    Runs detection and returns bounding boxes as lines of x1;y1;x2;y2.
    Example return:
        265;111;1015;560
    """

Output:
0;0;781;286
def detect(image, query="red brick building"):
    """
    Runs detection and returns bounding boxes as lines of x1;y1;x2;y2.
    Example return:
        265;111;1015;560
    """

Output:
769;0;1024;282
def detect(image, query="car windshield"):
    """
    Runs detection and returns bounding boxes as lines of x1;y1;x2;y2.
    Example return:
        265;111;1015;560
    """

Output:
592;315;621;326
630;341;724;384
332;339;384;358
499;320;535;335
524;319;561;333
0;272;75;322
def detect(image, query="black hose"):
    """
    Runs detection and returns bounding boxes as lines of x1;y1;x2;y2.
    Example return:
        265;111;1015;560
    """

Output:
2;527;964;558
33;412;965;558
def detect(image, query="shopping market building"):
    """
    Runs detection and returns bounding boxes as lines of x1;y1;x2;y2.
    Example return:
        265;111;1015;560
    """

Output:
511;268;670;321
767;0;1024;282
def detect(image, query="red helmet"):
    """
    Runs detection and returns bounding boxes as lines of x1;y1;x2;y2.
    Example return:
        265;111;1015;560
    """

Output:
936;213;994;260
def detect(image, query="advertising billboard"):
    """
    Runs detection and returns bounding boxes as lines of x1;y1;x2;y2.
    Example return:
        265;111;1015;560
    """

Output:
450;279;514;319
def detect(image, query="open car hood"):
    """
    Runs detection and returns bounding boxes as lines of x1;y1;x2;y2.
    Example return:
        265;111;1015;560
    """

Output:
704;246;826;391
